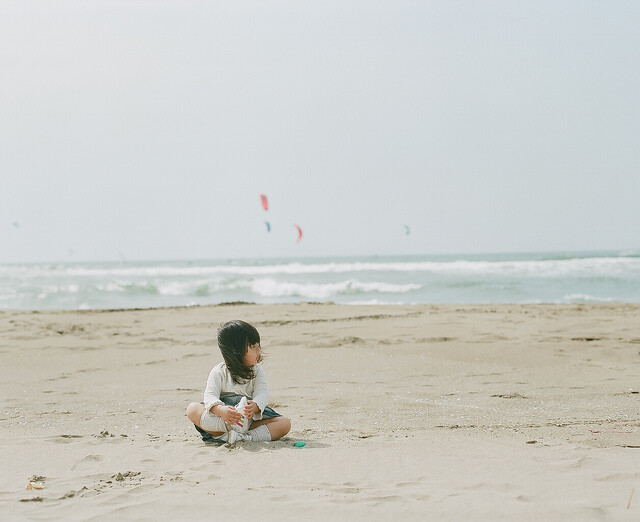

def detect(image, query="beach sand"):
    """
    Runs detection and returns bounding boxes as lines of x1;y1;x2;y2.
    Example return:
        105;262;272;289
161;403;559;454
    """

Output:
1;304;639;520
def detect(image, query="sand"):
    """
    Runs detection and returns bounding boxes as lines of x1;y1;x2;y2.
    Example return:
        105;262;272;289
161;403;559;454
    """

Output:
1;303;639;520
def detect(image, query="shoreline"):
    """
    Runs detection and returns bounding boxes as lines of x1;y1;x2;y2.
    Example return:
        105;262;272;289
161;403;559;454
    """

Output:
1;303;639;519
5;300;640;312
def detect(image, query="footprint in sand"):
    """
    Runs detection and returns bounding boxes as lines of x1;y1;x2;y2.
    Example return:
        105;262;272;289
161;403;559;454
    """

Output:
52;434;83;444
71;454;104;470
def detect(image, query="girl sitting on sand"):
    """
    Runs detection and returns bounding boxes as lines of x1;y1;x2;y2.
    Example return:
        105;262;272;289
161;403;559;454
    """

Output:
186;320;291;445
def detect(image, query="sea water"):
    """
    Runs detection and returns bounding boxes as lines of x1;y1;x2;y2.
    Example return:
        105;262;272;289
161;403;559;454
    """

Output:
1;251;639;310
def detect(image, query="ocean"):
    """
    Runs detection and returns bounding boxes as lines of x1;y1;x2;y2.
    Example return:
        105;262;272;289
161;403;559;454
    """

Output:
1;251;639;310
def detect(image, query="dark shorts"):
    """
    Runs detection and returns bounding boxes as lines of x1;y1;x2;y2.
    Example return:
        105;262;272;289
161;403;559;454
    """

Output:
193;393;281;443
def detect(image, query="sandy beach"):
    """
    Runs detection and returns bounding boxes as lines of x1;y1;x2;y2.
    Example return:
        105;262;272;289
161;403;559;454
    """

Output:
1;303;639;520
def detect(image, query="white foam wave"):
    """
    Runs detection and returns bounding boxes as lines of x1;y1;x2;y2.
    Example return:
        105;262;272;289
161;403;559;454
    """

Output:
35;284;81;297
345;299;410;305
563;293;616;303
247;279;420;300
2;256;639;279
2;253;640;309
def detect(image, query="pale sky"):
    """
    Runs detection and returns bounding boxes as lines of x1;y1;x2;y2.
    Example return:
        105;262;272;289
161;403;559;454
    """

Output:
1;1;639;263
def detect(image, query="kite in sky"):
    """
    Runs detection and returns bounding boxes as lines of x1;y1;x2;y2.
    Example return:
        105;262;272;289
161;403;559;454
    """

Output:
260;194;271;232
259;193;303;242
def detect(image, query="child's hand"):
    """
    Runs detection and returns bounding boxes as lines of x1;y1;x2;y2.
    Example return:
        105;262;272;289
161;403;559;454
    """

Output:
244;401;260;419
218;405;242;425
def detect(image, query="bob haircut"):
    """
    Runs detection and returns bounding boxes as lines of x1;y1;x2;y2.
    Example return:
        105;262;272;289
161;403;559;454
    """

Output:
217;320;262;384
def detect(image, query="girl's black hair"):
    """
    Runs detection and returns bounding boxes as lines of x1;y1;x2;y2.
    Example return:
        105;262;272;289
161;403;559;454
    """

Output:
217;320;262;384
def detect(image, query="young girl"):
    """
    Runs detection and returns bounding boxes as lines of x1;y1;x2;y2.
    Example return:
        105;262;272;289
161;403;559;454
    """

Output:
186;320;291;445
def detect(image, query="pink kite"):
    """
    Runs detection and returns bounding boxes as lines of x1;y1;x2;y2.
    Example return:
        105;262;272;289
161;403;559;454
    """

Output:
259;194;269;211
294;224;303;243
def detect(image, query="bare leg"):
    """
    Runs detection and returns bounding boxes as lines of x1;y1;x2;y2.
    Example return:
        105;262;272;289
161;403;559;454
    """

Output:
185;402;225;437
248;416;291;440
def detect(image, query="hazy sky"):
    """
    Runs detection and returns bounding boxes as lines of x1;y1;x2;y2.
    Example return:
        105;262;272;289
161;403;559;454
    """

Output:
2;1;639;263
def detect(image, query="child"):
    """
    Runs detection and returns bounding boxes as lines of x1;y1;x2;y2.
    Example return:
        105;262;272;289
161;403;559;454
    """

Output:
186;320;291;445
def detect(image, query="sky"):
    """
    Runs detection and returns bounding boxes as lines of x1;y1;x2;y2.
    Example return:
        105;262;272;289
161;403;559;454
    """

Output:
1;1;639;263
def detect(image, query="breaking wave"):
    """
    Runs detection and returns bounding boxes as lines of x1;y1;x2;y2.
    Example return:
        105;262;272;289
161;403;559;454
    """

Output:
1;251;639;309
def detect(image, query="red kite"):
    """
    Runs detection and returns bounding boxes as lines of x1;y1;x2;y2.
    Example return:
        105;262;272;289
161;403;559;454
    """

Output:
259;194;269;211
294;224;303;243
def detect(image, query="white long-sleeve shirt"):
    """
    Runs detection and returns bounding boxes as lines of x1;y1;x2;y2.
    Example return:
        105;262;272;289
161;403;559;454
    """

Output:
203;362;269;421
